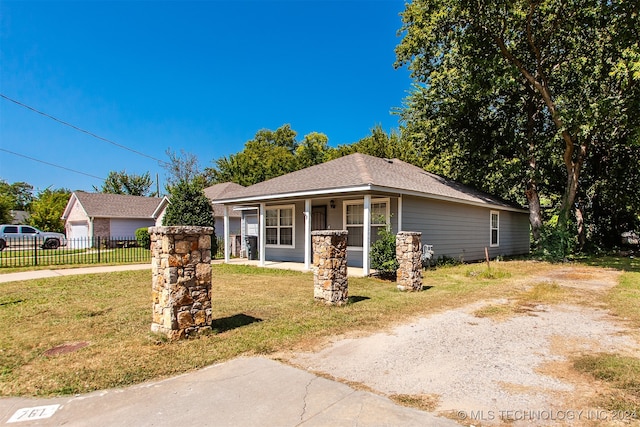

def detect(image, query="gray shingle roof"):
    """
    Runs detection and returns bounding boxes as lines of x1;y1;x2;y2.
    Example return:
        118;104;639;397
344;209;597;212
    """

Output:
72;192;165;218
204;182;244;217
216;153;523;210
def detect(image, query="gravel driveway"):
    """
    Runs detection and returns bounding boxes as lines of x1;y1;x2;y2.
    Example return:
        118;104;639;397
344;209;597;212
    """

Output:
285;267;640;426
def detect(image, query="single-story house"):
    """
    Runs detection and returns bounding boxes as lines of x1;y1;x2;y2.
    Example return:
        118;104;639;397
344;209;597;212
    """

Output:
62;192;169;245
203;182;243;237
204;182;245;256
215;153;530;276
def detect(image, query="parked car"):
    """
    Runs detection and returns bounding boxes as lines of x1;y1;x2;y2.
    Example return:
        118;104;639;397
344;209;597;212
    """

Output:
0;224;67;251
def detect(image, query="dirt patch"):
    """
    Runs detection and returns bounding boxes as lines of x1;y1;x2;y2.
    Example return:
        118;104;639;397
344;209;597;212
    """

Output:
284;266;639;426
43;341;89;357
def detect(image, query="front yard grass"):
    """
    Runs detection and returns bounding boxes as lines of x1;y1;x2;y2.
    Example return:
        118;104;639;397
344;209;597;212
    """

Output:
0;259;639;405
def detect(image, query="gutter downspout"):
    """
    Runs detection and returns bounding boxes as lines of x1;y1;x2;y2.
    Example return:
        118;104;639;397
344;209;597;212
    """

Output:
259;203;265;267
362;195;371;277
304;199;311;271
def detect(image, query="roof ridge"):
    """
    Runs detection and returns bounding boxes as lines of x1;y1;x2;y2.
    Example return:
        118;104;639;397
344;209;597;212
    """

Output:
353;153;373;184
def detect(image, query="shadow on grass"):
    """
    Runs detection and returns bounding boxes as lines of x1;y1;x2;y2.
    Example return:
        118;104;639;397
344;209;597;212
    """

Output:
347;295;371;304
576;255;640;273
211;313;263;333
422;285;434;291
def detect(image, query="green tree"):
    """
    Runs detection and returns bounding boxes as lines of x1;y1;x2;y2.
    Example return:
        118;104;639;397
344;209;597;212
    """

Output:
295;132;330;169
207;124;302;186
28;188;70;233
163;180;215;228
395;0;640;248
162;179;217;254
0;193;12;223
0;180;34;211
94;170;155;196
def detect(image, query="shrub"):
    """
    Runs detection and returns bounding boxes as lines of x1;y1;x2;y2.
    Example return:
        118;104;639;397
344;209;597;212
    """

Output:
135;227;151;249
163;179;217;255
163;180;215;228
370;227;399;278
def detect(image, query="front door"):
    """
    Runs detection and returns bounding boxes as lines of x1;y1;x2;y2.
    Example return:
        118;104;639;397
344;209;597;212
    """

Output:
311;206;327;231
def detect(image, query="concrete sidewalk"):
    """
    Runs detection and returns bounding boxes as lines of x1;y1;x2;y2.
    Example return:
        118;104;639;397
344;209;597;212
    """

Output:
0;264;150;283
0;357;458;426
0;260;366;284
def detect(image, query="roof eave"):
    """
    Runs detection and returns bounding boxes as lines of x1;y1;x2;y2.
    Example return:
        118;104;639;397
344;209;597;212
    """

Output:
217;184;527;213
376;186;529;213
151;196;171;219
216;185;373;204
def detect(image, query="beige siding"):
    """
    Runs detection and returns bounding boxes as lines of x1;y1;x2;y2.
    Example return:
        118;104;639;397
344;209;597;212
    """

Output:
64;200;89;237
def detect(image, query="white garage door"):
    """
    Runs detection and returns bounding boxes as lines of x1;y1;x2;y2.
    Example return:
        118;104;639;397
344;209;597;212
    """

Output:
110;219;155;239
69;222;89;249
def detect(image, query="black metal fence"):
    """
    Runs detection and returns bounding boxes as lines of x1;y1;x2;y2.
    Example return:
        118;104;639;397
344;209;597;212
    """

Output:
215;236;225;259
0;236;151;268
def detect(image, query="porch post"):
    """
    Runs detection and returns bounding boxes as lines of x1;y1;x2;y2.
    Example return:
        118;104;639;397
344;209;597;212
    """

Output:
362;195;371;276
223;205;230;263
259;202;266;267
398;195;403;232
304;199;311;271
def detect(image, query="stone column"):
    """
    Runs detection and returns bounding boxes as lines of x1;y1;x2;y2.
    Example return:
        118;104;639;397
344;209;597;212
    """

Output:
149;226;213;340
312;230;348;305
396;231;423;292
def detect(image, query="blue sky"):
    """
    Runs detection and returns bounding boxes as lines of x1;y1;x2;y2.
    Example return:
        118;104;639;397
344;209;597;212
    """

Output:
0;0;411;194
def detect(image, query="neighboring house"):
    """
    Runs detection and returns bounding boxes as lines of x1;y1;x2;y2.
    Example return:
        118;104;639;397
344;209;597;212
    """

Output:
215;153;530;276
204;182;245;257
61;192;169;244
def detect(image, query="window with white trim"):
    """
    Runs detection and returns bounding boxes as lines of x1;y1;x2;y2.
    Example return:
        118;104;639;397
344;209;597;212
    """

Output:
266;205;295;247
343;198;390;248
490;211;499;247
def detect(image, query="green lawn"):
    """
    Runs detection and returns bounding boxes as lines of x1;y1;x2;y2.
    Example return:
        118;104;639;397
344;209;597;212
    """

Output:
0;247;150;269
0;259;638;416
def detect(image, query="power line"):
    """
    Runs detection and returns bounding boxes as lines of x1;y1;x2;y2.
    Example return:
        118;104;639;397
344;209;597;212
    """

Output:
0;148;106;181
0;94;168;165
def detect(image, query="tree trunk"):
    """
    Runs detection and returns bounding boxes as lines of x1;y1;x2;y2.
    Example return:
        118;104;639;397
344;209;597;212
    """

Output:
575;201;586;251
524;85;543;242
558;140;587;229
526;184;543;242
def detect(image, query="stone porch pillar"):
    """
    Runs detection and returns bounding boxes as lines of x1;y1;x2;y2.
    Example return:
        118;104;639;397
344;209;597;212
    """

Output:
149;226;213;340
396;231;423;292
312;230;348;305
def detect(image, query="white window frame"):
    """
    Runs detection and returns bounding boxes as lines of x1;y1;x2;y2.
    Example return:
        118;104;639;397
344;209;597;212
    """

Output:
265;204;295;248
343;198;390;250
490;210;500;247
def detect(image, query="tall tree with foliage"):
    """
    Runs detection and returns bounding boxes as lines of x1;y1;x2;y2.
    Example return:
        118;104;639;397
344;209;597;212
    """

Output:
327;125;419;165
396;0;640;248
295;132;330;169
0;180;34;211
0;193;12;224
207;125;330;186
28;188;70;233
94;170;155;196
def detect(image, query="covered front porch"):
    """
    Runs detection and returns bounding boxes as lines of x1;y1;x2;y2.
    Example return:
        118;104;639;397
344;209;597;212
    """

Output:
219;194;401;277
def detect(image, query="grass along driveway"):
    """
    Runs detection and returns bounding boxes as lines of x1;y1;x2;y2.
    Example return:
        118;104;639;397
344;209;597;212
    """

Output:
0;260;639;419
